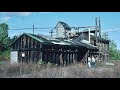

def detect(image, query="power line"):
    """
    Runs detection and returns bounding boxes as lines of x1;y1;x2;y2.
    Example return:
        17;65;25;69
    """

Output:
8;26;97;30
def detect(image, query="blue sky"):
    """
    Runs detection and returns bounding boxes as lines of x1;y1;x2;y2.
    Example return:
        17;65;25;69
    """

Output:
0;12;120;50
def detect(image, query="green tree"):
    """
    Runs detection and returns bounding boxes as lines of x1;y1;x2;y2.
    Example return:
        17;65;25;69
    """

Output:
0;23;9;51
109;40;120;60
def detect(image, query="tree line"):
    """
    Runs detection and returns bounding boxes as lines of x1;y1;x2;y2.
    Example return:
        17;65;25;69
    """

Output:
0;23;120;61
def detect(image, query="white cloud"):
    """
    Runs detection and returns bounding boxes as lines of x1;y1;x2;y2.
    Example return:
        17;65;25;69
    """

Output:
103;28;120;32
1;16;11;22
1;12;32;16
39;12;52;14
0;12;52;17
18;12;32;16
0;12;52;22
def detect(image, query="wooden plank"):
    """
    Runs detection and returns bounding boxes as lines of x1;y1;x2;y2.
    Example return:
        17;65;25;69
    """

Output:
14;40;17;49
26;35;28;49
22;36;23;49
65;54;67;66
58;53;60;65
46;52;48;63
69;53;70;65
29;51;31;62
63;53;66;65
71;54;73;63
50;53;52;63
27;36;29;49
29;37;31;49
31;51;34;62
23;34;25;49
55;53;56;64
18;38;20;49
17;40;19;49
31;38;33;49
28;51;29;62
60;53;63;66
51;53;53;63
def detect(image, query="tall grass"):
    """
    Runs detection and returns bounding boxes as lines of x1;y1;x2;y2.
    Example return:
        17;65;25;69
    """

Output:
0;61;120;78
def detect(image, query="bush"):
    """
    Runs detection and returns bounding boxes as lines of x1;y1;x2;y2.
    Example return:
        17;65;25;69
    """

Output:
0;50;10;61
37;59;44;65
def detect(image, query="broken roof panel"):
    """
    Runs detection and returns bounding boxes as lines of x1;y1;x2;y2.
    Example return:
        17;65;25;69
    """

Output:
38;34;60;42
72;40;98;50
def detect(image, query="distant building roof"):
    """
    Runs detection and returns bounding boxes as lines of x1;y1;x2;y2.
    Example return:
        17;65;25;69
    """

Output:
55;21;71;30
75;31;110;43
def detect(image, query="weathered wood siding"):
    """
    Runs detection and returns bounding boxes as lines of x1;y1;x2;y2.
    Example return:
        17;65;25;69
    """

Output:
11;34;43;63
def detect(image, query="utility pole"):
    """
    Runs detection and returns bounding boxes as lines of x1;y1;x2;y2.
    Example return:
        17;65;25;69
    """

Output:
99;17;101;38
95;17;98;43
95;17;100;62
33;25;35;34
49;29;54;37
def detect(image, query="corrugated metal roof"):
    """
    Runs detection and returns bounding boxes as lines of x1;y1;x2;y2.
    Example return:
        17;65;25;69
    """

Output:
11;33;98;50
27;33;97;49
38;34;60;42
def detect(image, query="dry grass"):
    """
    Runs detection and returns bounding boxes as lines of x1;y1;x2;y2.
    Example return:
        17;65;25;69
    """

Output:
0;60;120;78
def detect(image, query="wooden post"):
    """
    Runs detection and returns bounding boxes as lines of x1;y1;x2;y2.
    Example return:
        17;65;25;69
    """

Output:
41;52;43;62
55;53;56;64
28;36;30;49
65;53;68;65
46;52;48;63
58;53;60;65
33;25;35;34
68;53;71;64
51;53;53;63
60;53;63;66
88;27;91;43
21;37;22;49
17;39;19;49
49;29;54;37
71;54;73;63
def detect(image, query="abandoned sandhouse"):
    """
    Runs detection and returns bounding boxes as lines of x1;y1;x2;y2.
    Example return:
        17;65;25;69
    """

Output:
10;17;110;66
